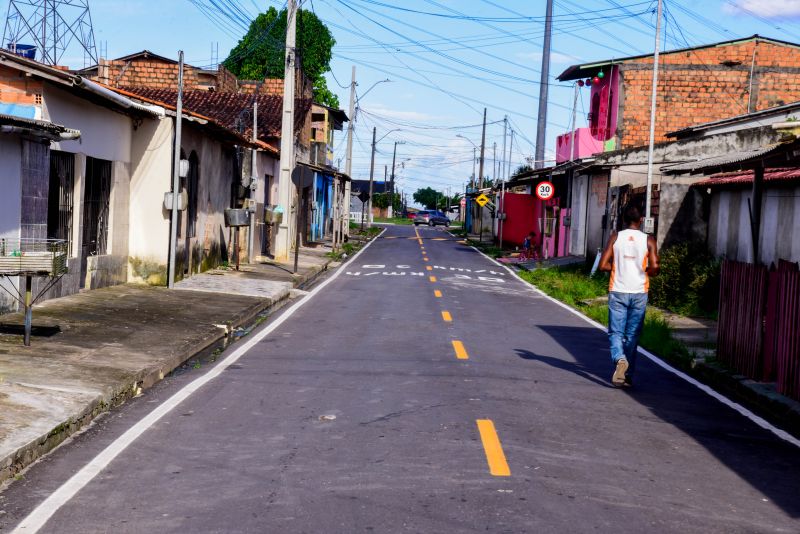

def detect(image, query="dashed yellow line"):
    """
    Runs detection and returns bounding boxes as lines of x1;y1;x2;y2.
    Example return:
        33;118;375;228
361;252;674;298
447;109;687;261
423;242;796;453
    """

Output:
423;257;429;262
434;290;442;298
476;420;510;477
429;276;437;283
441;311;452;322
452;340;468;360
426;266;433;271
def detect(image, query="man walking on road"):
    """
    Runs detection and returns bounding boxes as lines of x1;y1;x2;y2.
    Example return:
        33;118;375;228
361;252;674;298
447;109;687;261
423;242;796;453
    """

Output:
598;203;660;387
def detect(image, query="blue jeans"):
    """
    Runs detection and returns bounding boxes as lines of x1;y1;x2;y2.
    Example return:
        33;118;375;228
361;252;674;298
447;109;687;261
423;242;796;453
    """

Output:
608;291;648;377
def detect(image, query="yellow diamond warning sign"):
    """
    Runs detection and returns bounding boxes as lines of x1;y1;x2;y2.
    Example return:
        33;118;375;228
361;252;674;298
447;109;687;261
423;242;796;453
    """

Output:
475;193;490;207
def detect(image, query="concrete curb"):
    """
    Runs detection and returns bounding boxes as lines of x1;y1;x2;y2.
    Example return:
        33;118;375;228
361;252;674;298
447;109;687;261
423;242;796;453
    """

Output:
1;255;338;485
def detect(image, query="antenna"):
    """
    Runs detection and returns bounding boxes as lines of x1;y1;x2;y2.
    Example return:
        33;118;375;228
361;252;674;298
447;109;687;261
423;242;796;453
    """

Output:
3;0;98;67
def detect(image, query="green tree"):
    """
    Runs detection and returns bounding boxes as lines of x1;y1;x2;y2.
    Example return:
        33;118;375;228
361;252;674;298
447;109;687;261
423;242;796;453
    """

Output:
223;7;339;108
373;192;402;211
511;164;533;177
413;187;442;210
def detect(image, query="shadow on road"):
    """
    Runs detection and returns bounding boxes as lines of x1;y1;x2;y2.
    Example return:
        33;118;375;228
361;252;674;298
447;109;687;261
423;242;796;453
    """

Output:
526;323;800;518
514;348;613;389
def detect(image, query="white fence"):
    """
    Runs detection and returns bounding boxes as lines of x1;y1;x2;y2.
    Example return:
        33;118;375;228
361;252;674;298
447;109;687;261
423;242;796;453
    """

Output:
349;212;373;223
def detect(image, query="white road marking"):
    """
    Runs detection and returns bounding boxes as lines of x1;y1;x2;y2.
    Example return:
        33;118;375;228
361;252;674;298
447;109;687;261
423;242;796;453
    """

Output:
466;241;800;449
12;231;388;533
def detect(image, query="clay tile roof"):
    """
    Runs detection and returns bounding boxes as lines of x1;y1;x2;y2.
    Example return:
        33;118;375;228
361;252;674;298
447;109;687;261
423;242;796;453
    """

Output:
693;168;800;188
120;87;311;141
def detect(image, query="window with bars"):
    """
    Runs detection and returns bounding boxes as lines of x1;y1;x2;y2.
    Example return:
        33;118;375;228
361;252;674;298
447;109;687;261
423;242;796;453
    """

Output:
47;151;74;255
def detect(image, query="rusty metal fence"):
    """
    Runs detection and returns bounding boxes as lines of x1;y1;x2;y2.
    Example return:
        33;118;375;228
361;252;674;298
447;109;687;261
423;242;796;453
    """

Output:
718;259;800;401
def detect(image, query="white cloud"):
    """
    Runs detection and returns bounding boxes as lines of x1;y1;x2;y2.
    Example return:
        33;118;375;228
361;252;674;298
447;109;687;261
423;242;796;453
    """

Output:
725;0;800;18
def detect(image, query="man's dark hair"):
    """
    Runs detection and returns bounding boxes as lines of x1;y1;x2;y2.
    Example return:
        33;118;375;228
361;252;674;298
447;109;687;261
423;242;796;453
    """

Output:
622;202;643;225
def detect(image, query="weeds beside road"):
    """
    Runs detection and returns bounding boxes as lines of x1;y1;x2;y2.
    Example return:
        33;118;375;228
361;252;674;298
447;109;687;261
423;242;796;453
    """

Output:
327;225;382;261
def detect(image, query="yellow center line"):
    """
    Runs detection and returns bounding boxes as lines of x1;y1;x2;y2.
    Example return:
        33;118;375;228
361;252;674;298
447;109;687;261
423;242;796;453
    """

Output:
429;275;437;283
452;340;468;360
441;311;452;322
434;290;442;298
476;420;511;477
426;266;433;271
423;257;429;262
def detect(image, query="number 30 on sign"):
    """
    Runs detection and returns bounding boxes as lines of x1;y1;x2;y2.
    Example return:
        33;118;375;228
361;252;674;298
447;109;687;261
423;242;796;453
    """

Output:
536;181;555;200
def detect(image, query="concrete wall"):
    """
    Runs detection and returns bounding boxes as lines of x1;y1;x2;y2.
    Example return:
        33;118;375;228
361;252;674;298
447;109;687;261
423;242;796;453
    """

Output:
709;184;800;265
43;83;134;293
0;136;22;313
176;124;237;278
128;117;172;284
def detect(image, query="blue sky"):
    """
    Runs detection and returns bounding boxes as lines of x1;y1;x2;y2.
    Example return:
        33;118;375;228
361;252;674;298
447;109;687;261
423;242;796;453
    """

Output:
33;0;800;197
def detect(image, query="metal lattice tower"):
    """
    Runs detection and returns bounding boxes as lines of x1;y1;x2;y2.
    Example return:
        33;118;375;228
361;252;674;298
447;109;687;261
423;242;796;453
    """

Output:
2;0;97;67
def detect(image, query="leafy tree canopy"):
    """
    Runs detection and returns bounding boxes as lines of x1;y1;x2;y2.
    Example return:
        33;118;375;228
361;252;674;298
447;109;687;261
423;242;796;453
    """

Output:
512;164;533;177
223;7;339;108
413;187;441;210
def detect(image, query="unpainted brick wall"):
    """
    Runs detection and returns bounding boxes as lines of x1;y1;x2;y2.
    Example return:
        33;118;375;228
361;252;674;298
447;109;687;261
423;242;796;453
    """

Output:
0;65;43;105
103;58;201;90
618;40;800;149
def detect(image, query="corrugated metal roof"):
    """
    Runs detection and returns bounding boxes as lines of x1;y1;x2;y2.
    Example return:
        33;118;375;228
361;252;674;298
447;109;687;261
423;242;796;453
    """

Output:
0;113;79;136
693;168;800;188
661;144;785;174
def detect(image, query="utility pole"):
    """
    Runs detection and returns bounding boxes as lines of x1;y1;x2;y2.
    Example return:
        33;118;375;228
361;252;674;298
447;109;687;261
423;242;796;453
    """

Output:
274;0;297;261
500;129;513;248
389;141;400;219
167;50;184;289
471;147;476;188
644;0;663;235
478;107;487;241
534;0;554;169
249;97;258;261
367;126;377;228
344;66;356;237
501;116;508;183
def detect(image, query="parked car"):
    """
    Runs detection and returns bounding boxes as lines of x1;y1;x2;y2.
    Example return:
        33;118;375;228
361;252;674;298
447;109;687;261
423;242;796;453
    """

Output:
414;210;450;227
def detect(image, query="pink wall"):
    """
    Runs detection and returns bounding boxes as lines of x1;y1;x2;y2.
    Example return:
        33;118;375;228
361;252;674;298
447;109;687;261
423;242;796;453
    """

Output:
501;193;571;258
555;66;620;164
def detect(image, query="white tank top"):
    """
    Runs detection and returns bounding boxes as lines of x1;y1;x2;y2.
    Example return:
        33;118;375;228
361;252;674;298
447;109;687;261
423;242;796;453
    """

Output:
610;229;649;293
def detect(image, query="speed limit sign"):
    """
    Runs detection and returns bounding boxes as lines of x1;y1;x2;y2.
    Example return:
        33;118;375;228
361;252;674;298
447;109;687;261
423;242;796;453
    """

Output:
536;181;555;200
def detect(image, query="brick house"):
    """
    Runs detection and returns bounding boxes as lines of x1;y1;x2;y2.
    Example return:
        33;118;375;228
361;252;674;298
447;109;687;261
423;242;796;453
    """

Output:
510;35;800;260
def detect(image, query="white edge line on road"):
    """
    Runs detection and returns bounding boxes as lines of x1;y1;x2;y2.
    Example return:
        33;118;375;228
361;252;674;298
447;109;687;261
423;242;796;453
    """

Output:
464;241;800;449
13;229;387;533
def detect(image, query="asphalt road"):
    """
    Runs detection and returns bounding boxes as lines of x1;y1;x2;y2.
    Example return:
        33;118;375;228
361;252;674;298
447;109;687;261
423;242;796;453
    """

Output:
2;224;800;533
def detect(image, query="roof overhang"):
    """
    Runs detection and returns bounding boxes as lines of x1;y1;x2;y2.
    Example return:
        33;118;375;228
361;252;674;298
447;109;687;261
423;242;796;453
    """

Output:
0;113;80;141
662;139;800;175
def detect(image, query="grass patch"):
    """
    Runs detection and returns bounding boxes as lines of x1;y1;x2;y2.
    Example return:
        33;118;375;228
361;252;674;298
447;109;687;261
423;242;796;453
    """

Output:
518;263;608;307
373;217;413;225
327;227;381;261
465;239;505;258
520;264;694;368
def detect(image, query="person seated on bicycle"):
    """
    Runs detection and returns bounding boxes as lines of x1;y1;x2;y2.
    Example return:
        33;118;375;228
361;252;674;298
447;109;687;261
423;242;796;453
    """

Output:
522;231;537;259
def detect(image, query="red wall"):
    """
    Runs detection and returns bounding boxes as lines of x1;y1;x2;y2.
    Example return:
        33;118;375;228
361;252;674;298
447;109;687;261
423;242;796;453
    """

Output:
501;193;541;247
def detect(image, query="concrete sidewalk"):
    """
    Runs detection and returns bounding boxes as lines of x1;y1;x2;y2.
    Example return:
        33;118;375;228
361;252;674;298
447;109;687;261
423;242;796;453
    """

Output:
0;245;335;483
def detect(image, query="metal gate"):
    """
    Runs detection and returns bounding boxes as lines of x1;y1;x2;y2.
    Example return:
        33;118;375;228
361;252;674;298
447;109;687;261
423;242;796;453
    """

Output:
718;259;800;401
48;151;74;255
81;157;111;286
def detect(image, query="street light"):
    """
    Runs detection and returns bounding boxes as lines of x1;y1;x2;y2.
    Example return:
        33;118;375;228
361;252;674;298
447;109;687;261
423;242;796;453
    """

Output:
366;128;403;228
354;78;391;120
456;134;478;188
